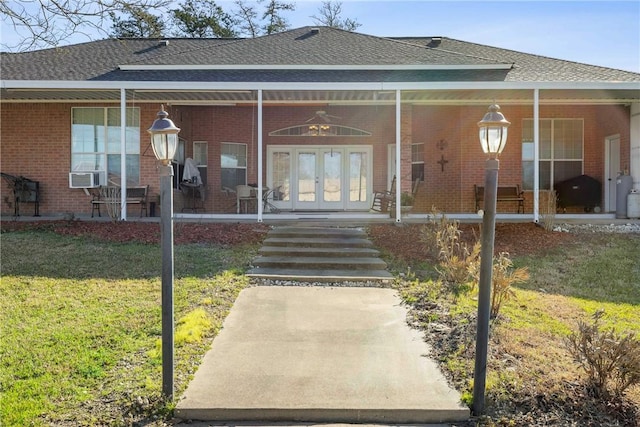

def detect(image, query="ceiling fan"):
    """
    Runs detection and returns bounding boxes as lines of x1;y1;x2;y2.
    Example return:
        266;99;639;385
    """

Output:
305;110;341;123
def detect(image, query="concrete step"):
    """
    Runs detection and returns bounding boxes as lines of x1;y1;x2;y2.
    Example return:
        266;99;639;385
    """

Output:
250;226;389;282
246;268;393;282
259;246;380;258
253;256;387;270
263;236;374;248
268;226;367;238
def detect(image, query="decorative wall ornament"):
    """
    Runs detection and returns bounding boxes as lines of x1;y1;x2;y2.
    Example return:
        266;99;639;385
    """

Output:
436;139;448;151
437;154;449;172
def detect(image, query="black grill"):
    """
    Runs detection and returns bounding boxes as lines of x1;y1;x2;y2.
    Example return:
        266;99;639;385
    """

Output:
554;174;601;212
1;173;41;216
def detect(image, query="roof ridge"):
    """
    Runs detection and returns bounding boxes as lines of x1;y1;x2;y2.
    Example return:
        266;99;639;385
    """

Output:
119;26;321;66
120;37;243;66
388;36;513;67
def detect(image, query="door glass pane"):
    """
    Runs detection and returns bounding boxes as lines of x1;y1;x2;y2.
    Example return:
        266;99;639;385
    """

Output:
298;152;316;202
273;151;290;201
323;151;341;202
349;152;368;202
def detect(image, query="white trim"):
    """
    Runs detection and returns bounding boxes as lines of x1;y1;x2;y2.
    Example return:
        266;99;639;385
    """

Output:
118;64;514;71
3;80;639;92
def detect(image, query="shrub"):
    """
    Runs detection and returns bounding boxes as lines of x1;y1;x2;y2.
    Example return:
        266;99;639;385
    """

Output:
565;310;640;398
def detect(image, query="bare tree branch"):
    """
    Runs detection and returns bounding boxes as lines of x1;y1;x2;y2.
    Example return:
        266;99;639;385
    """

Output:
311;0;360;31
1;0;171;51
234;0;259;38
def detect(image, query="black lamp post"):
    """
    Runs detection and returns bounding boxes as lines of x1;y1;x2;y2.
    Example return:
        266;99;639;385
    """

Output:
472;104;510;415
148;106;180;400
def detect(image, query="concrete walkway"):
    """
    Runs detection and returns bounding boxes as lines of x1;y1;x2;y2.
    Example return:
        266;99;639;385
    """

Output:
175;286;470;424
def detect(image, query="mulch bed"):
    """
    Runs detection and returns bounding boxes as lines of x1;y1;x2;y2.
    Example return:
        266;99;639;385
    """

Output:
1;220;576;258
368;222;577;262
0;220;271;246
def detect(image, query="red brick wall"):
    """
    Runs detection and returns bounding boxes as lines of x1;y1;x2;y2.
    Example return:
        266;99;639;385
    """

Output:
411;104;631;214
1;102;630;216
0;103;163;216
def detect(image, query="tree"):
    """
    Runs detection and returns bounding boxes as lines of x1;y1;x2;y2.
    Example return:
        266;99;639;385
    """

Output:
171;0;238;38
234;0;260;38
311;1;360;31
260;0;295;35
110;5;165;38
0;0;172;51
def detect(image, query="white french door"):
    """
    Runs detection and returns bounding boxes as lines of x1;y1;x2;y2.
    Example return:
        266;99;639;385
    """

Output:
267;145;372;211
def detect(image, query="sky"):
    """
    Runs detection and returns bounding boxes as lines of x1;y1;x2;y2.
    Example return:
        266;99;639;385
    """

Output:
1;0;639;73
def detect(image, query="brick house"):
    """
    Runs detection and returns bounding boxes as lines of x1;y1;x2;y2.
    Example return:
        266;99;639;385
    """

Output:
2;26;639;221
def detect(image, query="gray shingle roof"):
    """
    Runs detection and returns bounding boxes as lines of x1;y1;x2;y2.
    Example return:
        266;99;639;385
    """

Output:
393;37;640;82
1;26;638;83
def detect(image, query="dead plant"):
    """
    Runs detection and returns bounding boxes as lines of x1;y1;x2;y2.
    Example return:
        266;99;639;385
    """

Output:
565;310;640;398
103;186;121;221
540;190;558;231
421;208;479;296
488;252;529;318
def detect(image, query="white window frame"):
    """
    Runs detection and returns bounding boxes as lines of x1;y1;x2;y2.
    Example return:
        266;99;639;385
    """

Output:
221;142;247;190
411;142;425;181
193;141;208;166
70;107;140;186
522;118;584;190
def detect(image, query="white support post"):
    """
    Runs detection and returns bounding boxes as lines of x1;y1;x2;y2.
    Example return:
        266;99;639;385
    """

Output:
257;90;264;222
395;89;402;222
120;88;128;220
533;89;540;223
631;102;640;190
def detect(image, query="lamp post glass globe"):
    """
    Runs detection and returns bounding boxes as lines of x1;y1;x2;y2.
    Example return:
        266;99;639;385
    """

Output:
478;104;510;155
148;107;180;165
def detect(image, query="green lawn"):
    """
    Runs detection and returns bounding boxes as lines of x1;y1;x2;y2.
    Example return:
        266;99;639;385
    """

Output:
0;230;259;426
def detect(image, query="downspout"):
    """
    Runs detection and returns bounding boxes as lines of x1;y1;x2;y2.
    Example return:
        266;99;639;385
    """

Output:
533;89;540;223
257;89;264;222
395;89;402;222
120;88;128;220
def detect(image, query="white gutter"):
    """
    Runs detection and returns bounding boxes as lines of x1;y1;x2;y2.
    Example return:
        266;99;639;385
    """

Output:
118;64;514;71
3;80;639;92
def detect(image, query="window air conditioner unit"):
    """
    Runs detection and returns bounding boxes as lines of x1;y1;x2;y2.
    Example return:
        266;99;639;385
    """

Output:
69;172;100;188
